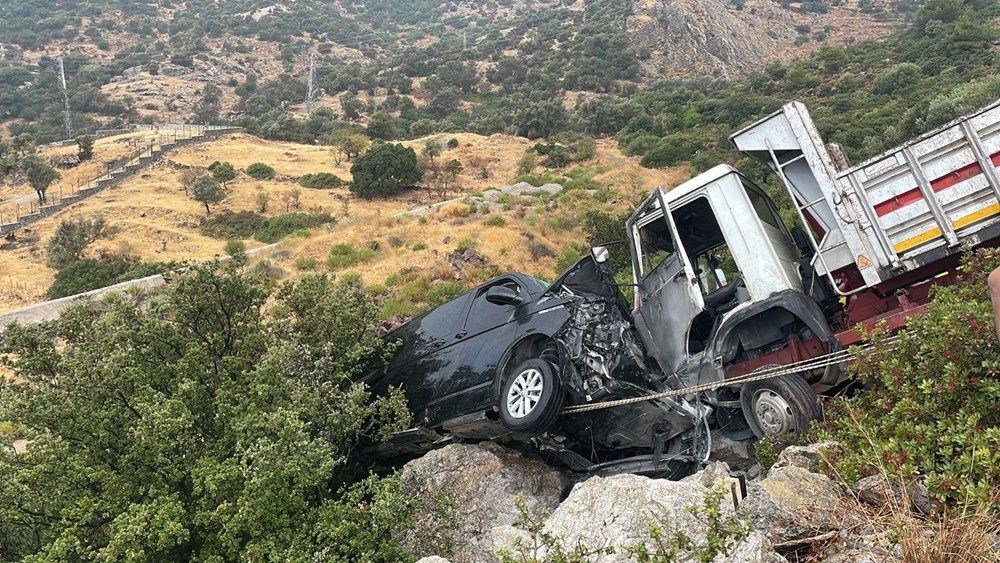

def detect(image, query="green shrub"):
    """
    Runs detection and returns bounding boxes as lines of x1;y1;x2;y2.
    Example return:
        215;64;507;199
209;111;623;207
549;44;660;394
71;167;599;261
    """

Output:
224;240;246;256
246;162;276;180
820;249;1000;506
485;215;506;227
426;281;465;306
326;243;377;269
254;212;336;243
293;255;318;270
555;244;583;272
200;211;266;239
411;242;428;251
299;172;344;189
455;238;477;253
46;257;176;299
207;160;236;183
446;138;459;149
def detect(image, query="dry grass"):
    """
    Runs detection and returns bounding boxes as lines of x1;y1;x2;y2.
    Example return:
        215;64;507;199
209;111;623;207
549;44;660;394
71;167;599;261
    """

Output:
800;407;1000;563
0;130;686;312
438;202;471;218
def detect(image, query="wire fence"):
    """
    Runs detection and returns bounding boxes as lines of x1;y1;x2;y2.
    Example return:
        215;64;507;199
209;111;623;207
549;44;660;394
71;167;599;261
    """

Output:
1;125;238;232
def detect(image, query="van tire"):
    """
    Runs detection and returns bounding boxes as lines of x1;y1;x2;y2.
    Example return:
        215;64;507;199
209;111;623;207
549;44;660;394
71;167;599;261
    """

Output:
740;370;820;438
499;358;564;434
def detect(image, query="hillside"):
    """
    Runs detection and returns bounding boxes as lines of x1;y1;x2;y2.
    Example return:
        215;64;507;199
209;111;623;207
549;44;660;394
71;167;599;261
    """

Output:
0;0;910;141
0;130;683;313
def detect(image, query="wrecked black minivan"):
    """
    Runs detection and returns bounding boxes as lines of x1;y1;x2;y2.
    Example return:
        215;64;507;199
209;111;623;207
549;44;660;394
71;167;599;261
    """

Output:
365;250;708;477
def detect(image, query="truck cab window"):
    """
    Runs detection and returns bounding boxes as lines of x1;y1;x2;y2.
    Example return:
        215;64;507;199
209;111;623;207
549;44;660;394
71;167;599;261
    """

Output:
743;181;784;231
636;217;675;277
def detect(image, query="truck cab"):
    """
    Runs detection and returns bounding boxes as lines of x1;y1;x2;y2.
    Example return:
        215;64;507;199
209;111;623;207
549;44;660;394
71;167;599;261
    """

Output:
624;165;839;437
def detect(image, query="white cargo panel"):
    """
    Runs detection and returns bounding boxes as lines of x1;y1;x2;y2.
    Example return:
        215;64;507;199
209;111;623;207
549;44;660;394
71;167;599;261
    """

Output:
841;101;1000;263
733;99;1000;291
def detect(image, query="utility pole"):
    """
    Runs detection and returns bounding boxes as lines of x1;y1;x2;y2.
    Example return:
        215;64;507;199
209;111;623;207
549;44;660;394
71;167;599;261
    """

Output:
58;57;73;139
305;51;317;115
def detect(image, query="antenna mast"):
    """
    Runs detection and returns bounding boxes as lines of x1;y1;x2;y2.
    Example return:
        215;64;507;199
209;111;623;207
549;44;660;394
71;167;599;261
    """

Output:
305;52;318;115
58;57;74;138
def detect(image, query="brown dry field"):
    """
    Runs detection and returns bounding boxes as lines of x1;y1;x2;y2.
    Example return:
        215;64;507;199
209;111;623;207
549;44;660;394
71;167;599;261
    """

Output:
0;131;162;205
0;131;685;312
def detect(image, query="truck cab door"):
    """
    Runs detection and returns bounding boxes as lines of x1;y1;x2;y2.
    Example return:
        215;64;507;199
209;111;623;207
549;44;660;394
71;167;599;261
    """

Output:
628;190;705;377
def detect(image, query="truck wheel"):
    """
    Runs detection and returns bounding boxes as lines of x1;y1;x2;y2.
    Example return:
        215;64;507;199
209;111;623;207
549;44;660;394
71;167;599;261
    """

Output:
740;371;821;439
499;358;564;434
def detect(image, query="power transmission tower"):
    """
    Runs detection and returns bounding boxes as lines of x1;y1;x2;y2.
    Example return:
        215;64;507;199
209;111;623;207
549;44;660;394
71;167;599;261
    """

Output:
305;52;318;115
58;57;74;138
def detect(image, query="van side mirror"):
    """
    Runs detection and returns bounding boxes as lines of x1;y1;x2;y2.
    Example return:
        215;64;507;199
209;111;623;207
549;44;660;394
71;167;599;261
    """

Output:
591;246;610;264
485;285;523;306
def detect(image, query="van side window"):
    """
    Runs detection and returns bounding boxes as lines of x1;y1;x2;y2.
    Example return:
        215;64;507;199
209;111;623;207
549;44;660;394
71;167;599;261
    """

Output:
463;281;521;336
743;181;783;230
418;293;470;342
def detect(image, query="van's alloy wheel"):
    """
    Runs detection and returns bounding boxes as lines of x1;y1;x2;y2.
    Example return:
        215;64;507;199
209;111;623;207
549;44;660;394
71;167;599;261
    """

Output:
499;358;564;433
506;368;544;418
739;369;821;439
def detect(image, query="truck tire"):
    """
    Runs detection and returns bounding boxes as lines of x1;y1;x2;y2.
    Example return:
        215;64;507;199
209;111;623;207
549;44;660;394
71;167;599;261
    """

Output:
740;370;821;439
499;358;564;434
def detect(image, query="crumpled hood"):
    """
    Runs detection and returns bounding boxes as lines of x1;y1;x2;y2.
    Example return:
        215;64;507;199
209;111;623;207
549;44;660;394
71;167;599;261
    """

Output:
545;255;629;314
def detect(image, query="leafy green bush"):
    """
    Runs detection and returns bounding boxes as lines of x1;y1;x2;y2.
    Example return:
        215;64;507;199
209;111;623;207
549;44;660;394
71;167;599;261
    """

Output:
485;215;507;227
820;249;1000;506
246;162;276;180
350;143;422;199
299;172;344;189
293;255;318;270
199;211;266;239
46;256;176;299
46;215;118;269
207;160;236;183
254;212;336;243
326;243;376;269
224;240;246;256
455;238;477;253
3;266;416;560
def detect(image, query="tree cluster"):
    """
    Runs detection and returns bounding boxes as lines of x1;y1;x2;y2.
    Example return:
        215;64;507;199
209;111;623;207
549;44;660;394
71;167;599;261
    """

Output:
0;262;417;560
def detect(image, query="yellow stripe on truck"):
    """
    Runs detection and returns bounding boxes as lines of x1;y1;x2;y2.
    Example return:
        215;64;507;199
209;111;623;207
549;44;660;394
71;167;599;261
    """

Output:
952;202;1000;229
894;228;942;253
893;203;1000;253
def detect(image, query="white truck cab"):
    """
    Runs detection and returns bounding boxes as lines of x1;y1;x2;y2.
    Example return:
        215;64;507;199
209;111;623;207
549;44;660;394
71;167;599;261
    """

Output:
626;165;809;378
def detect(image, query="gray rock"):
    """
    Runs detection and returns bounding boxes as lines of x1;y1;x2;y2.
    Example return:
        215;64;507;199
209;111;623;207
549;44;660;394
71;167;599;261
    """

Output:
742;465;855;544
853;475;932;515
771;442;840;474
499;181;536;195
536;183;564;195
709;435;752;471
401;442;567;563
481;189;503;202
496;469;783;562
416;557;452;563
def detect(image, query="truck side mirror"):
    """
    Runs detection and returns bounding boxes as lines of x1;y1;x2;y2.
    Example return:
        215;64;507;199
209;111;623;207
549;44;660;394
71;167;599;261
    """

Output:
485;285;523;306
591;246;610;264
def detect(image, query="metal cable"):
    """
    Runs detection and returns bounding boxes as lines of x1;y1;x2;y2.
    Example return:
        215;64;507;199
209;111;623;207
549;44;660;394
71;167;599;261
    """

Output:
562;335;901;415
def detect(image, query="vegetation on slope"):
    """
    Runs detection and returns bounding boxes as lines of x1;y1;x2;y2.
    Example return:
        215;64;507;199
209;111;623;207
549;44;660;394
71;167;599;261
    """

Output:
0;261;421;560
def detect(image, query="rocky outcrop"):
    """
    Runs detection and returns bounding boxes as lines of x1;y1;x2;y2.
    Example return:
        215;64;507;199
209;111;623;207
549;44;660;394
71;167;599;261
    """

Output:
771;441;840;474
626;0;795;79
494;462;784;562
742;465;856;544
400;442;568;563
